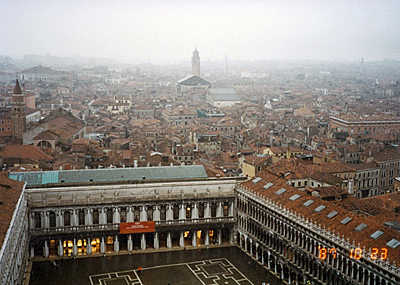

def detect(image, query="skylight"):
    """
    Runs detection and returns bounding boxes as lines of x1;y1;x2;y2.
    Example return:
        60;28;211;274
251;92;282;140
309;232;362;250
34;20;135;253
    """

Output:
275;188;286;195
252;177;262;183
386;239;400;249
263;182;274;189
370;230;384;239
354;223;368;232
314;205;326;212
303;200;314;207
327;211;338;218
341;217;352;225
289;194;300;201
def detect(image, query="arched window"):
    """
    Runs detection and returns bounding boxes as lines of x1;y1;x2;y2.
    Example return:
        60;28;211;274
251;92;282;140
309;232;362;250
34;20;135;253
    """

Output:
49;211;56;228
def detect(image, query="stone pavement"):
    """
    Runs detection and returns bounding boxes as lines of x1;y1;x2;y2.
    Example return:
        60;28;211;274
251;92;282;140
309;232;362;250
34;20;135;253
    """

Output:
29;246;284;285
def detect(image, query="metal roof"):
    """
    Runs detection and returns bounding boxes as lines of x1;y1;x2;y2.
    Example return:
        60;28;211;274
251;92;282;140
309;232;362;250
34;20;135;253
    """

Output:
303;200;314;207
9;166;208;186
327;211;339;218
341;217;353;225
289;194;300;201
263;182;274;189
386;239;400;249
209;88;240;101
252;177;262;183
314;205;326;213
354;223;368;232
275;188;286;195
370;230;384;239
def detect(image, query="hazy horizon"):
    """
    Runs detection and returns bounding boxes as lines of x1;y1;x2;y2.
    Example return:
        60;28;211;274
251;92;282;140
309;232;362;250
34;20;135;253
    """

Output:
1;0;399;64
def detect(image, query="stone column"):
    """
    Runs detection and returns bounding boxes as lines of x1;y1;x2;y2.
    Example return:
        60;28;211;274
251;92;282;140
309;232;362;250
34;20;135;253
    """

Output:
86;209;93;226
58;239;63;256
229;229;234;244
141;234;146;250
87;238;91;255
30;246;35;258
192;204;199;220
229;201;234;216
55;210;61;228
153;206;160;221
205;203;211;219
128;235;133;252
114;235;119;253
101;237;105;254
192;230;197;247
114;207;120;227
43;240;49;257
267;251;271;269
44;211;49;228
261;249;264;264
73;238;78;256
244;236;248;252
218;228;222;245
205;230;210;246
255;244;259;260
216;202;223;218
167;205;173;221
30;212;35;229
249;238;253;256
167;232;172;248
179;204;186;221
179;231;185;247
73;209;79;228
127;206;134;222
100;208;106;226
154;232;159;249
140;206;147;222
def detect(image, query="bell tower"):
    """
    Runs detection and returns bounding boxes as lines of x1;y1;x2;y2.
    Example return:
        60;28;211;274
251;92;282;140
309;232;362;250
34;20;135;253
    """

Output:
12;79;26;145
191;47;200;76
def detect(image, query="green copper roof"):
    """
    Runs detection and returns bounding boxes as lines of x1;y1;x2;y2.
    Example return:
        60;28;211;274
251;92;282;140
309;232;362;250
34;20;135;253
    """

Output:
9;166;207;186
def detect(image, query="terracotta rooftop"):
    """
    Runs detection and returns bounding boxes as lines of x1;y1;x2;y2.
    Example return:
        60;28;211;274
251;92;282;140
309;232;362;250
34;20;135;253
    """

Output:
0;145;53;161
0;172;25;250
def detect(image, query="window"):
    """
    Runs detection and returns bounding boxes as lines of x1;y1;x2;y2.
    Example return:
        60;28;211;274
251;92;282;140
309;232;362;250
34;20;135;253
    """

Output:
49;211;56;227
64;211;70;226
107;209;113;223
92;210;99;224
79;210;85;225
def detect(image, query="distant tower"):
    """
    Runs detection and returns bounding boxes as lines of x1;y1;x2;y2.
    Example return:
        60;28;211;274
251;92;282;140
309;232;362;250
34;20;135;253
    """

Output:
12;79;26;145
361;57;364;72
192;47;200;76
224;55;229;74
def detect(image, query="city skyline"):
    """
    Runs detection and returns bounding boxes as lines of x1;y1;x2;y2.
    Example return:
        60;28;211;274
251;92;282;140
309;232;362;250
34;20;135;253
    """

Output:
1;0;400;64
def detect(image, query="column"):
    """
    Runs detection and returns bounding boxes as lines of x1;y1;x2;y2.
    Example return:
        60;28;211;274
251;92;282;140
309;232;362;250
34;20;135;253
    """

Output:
244;237;248;252
267;252;271;269
216;202;223;218
141;234;146;250
179;204;186;221
73;209;78;228
205;230;210;246
192;204;199;221
167;232;172;248
229;201;234;216
249;238;253;256
288;270;292;284
113;235;119;253
140;206;147;222
43;240;49;257
153;206;160;221
87;238;91;255
86;209;93;226
30;246;35;259
229;228;234;244
127;235;133;252
56;210;62;228
218;228;222;245
255;244;259;260
127;207;134;222
58;239;63;256
44;212;49;228
239;233;242;248
101;237;105;254
167;205;173;221
261;249;264;265
154;233;159;249
192;230;197;247
205;203;211;219
73;238;78;256
179;231;185;247
100;208;106;226
114;207;120;227
30;213;35;229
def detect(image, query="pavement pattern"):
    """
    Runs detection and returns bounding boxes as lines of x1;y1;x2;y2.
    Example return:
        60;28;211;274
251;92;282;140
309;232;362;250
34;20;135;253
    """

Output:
29;247;284;285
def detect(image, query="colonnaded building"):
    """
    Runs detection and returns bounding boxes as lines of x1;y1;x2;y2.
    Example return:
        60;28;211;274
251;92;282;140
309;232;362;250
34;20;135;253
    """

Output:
0;165;399;285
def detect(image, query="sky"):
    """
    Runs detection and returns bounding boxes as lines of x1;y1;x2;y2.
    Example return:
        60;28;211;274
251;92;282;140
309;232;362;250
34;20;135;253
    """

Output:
1;0;399;64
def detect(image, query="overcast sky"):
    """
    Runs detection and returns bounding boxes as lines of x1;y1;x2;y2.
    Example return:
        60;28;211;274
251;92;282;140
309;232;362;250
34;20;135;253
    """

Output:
1;0;399;64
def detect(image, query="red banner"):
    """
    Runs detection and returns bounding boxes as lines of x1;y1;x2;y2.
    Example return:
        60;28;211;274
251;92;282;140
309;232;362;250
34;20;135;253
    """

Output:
120;221;156;234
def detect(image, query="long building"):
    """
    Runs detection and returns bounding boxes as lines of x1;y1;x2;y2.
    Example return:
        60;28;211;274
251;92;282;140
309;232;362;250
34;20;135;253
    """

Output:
1;165;399;285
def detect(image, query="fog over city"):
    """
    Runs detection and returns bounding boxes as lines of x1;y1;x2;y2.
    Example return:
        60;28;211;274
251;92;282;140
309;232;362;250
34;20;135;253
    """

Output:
1;0;399;64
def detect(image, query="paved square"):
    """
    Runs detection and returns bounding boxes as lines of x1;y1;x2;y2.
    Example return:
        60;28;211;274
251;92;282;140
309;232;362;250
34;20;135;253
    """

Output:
29;247;283;285
90;258;252;285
